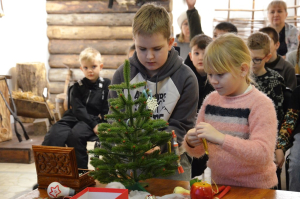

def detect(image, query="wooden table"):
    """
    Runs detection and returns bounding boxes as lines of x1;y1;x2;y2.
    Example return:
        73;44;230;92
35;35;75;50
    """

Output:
17;178;300;199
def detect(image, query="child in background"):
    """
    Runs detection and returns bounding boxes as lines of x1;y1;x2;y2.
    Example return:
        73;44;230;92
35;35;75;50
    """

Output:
286;31;300;74
259;27;296;90
42;47;111;169
213;22;238;40
109;3;199;181
247;32;285;126
127;44;135;58
187;34;214;178
183;33;278;189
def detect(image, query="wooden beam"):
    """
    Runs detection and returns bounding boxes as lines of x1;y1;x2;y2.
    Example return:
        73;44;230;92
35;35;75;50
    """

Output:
46;1;172;14
47;13;135;26
49;39;133;55
47;26;132;39
49;54;126;69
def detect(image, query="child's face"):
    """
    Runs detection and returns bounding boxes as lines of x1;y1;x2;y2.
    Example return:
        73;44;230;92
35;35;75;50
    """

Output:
181;19;190;39
249;49;271;76
80;59;103;83
189;46;206;76
207;69;247;97
268;5;287;27
213;29;227;40
134;33;174;75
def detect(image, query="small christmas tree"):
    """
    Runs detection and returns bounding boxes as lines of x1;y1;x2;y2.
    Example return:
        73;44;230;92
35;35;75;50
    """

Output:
89;60;178;188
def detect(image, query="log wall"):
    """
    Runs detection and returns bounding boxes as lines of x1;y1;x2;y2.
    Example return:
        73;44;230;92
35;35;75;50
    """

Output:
47;0;173;102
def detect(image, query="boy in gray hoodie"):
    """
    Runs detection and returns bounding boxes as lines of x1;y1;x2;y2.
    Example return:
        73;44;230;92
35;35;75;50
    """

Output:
109;3;199;181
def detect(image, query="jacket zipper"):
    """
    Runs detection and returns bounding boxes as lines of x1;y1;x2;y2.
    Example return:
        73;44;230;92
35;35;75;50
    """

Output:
86;90;91;105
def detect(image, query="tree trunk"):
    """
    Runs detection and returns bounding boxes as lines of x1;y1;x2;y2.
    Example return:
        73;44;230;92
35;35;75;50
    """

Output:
48;68;116;82
49;54;126;69
47;26;132;39
46;1;171;14
16;62;48;96
49;39;133;54
47;13;135;26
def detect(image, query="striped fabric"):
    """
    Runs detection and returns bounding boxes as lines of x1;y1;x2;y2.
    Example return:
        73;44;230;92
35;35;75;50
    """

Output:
183;86;278;189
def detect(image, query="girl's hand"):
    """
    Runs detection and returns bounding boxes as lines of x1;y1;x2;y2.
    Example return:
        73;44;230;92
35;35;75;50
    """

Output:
186;128;203;147
275;149;285;168
196;122;225;145
186;0;196;10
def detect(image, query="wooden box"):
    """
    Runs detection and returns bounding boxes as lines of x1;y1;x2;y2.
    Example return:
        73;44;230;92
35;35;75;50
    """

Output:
32;145;96;192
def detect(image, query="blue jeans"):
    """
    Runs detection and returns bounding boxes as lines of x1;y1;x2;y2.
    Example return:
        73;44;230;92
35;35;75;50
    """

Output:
288;133;300;191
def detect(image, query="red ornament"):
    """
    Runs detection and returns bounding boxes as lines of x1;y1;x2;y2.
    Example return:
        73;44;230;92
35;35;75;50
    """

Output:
133;85;136;88
163;168;165;171
142;156;144;159
144;101;146;104
125;132;128;134
118;119;121;122
123;140;126;143
96;168;99;170
120;94;123;96
166;123;169;125
190;182;213;199
108;129;111;131
116;106;118;109
133;145;136;148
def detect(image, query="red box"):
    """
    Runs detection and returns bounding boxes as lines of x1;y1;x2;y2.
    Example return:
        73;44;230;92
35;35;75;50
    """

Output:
71;187;128;199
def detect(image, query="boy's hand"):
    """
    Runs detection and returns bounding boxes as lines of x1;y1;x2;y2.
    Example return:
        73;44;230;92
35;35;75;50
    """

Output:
93;124;99;134
145;146;161;155
196;122;225;145
186;0;196;10
275;149;285;168
186;128;202;147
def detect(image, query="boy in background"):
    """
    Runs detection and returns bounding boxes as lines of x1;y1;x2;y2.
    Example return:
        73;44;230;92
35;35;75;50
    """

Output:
260;27;296;90
213;22;238;40
42;47;111;169
110;3;199;181
247;32;285;125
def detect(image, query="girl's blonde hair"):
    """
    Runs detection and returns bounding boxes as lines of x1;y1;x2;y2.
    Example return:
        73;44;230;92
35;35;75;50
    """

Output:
267;0;287;12
79;47;102;63
203;33;252;84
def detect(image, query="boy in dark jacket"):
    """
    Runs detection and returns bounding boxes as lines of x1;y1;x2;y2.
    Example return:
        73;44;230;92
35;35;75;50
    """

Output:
109;4;199;181
42;47;110;169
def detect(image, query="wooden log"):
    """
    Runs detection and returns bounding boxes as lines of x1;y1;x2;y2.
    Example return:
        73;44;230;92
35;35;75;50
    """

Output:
47;13;135;26
48;68;116;82
0;77;12;142
46;1;172;14
49;54;126;69
16;62;48;96
49;40;133;55
47;26;132;39
49;82;65;94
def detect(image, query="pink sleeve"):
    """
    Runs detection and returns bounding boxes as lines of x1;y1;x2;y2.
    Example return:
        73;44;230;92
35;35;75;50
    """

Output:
183;99;208;158
221;98;277;165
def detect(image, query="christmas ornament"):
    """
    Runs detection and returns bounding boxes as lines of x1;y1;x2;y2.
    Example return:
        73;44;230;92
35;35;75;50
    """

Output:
47;182;75;198
143;89;159;112
172;130;184;174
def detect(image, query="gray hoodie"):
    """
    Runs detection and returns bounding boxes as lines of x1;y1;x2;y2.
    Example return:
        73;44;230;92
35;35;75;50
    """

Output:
109;47;199;153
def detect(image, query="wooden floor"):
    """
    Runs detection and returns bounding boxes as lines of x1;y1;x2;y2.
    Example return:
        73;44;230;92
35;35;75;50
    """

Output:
0;123;44;164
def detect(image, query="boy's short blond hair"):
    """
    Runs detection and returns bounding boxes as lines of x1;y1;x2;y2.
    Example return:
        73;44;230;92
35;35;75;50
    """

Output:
133;3;171;39
267;0;287;12
247;32;271;55
79;47;102;63
203;33;252;84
